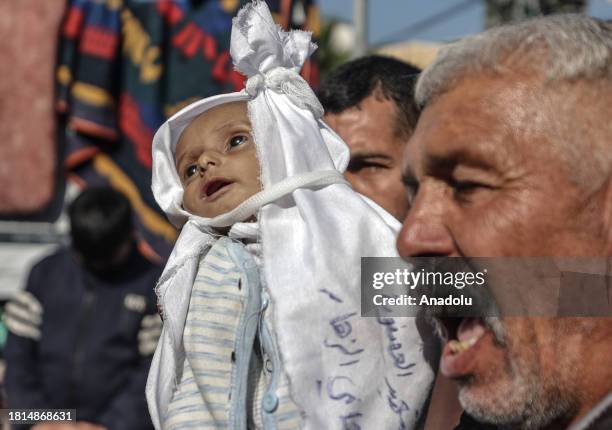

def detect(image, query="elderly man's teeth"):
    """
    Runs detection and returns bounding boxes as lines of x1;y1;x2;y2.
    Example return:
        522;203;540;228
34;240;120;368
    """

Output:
448;336;479;354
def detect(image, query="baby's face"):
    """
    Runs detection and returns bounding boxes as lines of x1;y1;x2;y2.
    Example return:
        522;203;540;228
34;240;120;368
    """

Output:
175;102;262;218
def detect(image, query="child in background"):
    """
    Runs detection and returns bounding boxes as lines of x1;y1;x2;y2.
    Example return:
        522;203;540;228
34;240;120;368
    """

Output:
146;2;437;429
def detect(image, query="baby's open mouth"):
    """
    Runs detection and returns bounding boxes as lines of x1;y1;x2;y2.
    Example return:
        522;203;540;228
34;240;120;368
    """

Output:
202;178;234;199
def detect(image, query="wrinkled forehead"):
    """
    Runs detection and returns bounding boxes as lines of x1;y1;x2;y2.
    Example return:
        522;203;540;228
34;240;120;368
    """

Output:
167;92;251;158
405;74;536;176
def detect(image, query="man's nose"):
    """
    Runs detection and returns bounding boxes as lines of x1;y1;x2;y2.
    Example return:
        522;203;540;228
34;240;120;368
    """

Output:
396;183;456;257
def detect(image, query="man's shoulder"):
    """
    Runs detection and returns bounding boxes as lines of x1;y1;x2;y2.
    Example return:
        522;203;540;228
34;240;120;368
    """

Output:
33;247;74;268
24;248;83;300
28;247;78;281
129;250;164;284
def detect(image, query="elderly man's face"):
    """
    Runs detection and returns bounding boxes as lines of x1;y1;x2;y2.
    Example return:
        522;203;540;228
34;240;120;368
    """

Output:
324;94;410;221
397;74;612;428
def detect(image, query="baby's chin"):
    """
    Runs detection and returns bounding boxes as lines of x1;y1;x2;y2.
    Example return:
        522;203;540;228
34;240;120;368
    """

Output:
183;198;239;219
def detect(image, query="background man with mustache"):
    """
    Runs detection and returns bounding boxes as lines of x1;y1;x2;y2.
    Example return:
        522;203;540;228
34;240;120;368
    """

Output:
396;14;612;430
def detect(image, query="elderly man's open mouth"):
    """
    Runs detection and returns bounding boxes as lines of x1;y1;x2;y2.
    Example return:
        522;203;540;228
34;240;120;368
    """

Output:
437;317;497;379
414;258;504;379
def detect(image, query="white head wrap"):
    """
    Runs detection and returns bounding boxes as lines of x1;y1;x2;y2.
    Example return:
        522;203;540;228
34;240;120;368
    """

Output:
146;2;436;428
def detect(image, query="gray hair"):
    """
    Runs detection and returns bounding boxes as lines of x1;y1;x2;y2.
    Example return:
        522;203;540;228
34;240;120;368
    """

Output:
416;14;612;190
416;14;612;106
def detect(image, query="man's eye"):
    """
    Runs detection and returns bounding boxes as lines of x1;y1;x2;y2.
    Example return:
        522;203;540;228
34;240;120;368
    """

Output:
451;180;488;204
363;164;385;172
452;181;480;193
229;135;248;148
347;160;388;173
185;165;199;178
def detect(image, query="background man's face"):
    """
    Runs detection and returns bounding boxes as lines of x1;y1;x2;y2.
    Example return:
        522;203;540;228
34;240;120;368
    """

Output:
324;94;410;221
397;74;611;428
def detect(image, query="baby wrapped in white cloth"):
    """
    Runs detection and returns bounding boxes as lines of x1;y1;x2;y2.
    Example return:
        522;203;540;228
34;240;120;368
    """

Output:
146;2;436;429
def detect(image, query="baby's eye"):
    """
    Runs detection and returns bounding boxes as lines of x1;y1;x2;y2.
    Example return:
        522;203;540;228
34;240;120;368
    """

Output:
185;164;199;178
229;135;248;148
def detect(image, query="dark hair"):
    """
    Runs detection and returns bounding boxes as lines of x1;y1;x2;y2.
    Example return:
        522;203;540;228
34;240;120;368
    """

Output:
69;187;133;263
318;55;421;138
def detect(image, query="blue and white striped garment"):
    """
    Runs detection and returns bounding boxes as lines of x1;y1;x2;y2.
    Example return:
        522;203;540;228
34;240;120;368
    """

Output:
164;238;301;430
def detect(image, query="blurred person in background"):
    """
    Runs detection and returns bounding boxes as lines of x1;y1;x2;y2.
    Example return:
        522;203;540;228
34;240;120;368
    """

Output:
320;56;463;430
319;55;420;221
4;187;163;430
397;14;612;430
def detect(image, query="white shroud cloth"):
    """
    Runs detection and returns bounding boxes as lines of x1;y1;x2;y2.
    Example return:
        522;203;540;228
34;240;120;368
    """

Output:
146;2;436;429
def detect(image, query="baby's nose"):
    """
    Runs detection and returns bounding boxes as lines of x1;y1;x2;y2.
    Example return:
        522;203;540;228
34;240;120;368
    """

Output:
197;151;221;171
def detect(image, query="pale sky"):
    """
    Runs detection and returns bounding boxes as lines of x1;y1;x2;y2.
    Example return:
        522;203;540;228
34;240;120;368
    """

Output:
319;0;612;45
